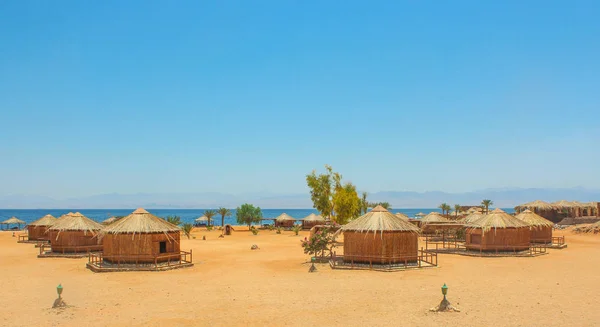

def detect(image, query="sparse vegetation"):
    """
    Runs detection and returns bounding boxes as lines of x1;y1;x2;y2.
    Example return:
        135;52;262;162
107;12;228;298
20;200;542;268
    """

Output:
166;215;181;226
292;225;301;235
182;223;193;239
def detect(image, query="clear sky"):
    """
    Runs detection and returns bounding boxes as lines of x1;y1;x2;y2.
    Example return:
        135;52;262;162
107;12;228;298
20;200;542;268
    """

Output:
1;1;599;198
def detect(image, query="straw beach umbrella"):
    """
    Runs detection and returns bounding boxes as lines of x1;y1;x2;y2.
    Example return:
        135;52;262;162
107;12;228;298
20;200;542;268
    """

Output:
27;214;57;241
2;217;26;230
47;212;104;254
301;213;325;229
195;216;208;226
339;205;420;264
515;209;554;244
275;213;296;228
464;208;530;252
102;208;182;263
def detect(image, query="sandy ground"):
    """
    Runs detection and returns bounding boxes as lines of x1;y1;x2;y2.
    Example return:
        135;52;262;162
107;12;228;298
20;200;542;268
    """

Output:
0;228;599;327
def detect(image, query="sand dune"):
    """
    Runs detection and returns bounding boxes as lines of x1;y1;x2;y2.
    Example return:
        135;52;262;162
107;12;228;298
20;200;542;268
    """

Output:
0;228;599;327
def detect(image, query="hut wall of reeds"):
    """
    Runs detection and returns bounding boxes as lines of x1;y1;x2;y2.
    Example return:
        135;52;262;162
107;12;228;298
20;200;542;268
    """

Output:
47;212;103;253
101;208;182;263
343;231;418;264
340;205;420;264
515;209;554;244
514;200;559;222
27;214;57;241
103;232;180;263
465;209;531;251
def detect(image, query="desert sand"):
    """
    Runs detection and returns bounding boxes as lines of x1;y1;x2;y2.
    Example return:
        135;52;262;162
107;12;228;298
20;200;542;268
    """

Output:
0;228;599;327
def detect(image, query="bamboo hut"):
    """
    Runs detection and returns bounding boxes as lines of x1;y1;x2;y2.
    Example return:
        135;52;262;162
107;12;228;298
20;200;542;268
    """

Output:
47;212;104;253
552;200;582;218
275;213;296;228
514;200;558;222
465;208;530;251
2;217;26;230
27;214;57;241
460;212;484;224
101;208;182;263
394;212;410;221
515;209;554;244
339;205;420;264
301;213;325;229
420;212;450;224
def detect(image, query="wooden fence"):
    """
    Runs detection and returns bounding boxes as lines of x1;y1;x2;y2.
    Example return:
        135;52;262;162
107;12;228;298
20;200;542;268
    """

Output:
88;251;193;271
329;248;437;271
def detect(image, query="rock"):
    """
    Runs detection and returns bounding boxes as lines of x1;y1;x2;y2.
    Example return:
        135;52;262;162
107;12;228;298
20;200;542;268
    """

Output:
251;244;259;250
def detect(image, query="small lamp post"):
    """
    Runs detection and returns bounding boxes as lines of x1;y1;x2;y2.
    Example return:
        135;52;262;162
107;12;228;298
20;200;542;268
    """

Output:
441;283;448;301
309;257;317;272
57;284;63;299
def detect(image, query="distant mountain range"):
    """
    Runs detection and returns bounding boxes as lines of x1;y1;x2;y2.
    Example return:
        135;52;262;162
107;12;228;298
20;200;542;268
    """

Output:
0;187;599;209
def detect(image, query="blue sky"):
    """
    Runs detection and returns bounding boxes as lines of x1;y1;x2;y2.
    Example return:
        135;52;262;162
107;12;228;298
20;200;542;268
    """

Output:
1;1;599;198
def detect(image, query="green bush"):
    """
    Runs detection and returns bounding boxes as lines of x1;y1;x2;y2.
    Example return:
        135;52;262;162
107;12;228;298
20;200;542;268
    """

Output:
250;226;259;235
292;225;301;236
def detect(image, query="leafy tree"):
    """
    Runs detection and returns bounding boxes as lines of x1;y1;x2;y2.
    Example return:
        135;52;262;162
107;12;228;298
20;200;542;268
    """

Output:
166;215;181;226
333;183;361;224
481;199;494;214
300;226;337;259
306;165;361;223
444;204;452;216
369;202;392;210
236;203;263;229
182;223;193;239
217;207;232;228
360;192;369;215
454;204;461;217
204;209;217;226
438;203;449;216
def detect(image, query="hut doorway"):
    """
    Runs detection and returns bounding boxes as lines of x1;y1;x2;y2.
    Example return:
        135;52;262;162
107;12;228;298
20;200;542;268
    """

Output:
159;241;167;254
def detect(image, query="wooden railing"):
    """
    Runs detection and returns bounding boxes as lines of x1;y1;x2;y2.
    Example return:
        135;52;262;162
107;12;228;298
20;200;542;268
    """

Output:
551;236;565;246
39;243;103;255
88;251;193;270
330;248;437;270
18;234;28;242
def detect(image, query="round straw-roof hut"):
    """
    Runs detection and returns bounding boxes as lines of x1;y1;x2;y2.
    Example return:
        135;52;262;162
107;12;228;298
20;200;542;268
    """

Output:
465;208;530;252
275;213;296;228
301;213;325;229
339;205;420;264
515;209;554;244
394;212;410;221
102;208;182;263
420;212;450;224
27;214;57;241
47;212;104;254
2;217;26;230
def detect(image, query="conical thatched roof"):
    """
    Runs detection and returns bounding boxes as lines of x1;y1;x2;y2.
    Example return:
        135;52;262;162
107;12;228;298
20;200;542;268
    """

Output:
2;217;26;225
465;209;528;231
515;209;554;228
415;212;426;217
29;214;57;226
552;200;578;209
340;205;420;233
394;212;410;221
103;208;180;234
460;212;485;224
302;213;325;222
195;215;208;222
275;213;296;222
420;212;450;223
48;212;103;232
515;200;554;211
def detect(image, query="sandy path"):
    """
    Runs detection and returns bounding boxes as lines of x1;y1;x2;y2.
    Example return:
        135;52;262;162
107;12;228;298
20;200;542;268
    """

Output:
0;228;599;327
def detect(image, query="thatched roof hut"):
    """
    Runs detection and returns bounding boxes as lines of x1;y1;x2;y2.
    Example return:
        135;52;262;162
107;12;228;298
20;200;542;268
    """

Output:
102;208;181;263
301;213;325;229
514;200;558;222
515;209;554;243
102;217;118;225
47;212;104;254
415;212;426;217
420;212;450;224
195;216;208;222
460;212;485;224
275;213;296;228
465;208;530;251
2;217;26;229
339;205;420;264
27;214;57;241
394;212;410;221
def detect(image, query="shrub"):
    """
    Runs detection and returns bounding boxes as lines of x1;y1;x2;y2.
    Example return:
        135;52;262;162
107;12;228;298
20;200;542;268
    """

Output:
276;226;283;234
292;225;301;236
250;226;259;235
301;227;336;259
181;223;193;239
206;225;213;231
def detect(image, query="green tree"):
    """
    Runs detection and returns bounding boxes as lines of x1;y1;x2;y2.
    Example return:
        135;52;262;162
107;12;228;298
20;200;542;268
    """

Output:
360;192;369;215
166;215;181;226
454;204;461;218
438;203;448;216
369;202;392;210
306;165;361;223
481;199;494;214
236;203;263;229
181;223;193;239
204;209;217;226
332;183;361;224
217;207;232;234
